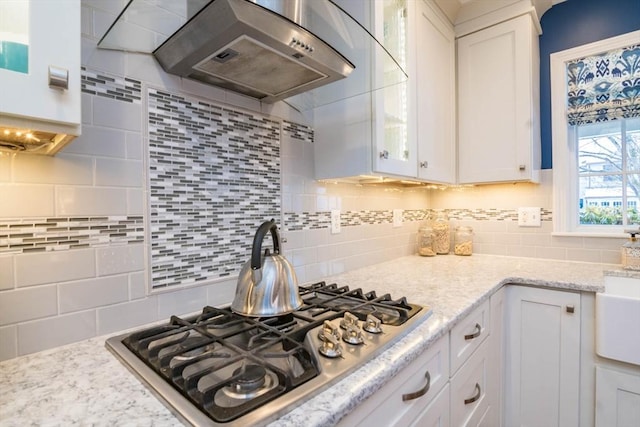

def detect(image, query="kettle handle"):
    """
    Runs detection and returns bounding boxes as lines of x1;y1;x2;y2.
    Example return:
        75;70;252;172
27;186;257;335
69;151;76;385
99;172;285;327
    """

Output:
251;219;281;270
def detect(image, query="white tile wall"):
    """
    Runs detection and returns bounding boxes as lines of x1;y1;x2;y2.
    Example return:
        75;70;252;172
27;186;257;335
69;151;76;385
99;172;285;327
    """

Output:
96;244;144;276
15;249;95;288
17;310;96;355
59;275;129;313
0;256;14;290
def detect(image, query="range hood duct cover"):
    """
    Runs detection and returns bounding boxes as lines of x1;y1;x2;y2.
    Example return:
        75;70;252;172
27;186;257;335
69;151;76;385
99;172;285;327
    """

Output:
152;0;355;103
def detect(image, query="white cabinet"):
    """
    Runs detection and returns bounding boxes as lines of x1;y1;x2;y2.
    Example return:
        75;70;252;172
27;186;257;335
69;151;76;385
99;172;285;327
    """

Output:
337;333;450;426
457;13;540;184
450;338;491;426
450;299;490;375
595;366;640;427
504;286;581;427
314;0;456;184
0;0;81;155
415;0;456;184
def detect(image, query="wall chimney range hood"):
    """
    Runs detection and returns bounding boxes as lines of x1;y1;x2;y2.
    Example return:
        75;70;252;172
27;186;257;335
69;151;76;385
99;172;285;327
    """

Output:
98;0;407;111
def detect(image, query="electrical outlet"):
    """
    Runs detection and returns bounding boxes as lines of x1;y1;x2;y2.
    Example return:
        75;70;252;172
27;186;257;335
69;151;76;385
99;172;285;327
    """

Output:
518;207;541;227
393;209;403;228
330;210;341;234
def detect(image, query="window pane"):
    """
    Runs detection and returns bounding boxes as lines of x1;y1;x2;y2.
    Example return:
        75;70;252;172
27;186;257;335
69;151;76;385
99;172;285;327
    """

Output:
627;178;640;225
627;117;640;173
579;175;623;225
578;121;622;173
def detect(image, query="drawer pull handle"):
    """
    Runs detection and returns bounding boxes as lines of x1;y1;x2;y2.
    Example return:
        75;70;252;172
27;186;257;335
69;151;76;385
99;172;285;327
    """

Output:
402;370;431;402
464;323;482;340
464;383;481;405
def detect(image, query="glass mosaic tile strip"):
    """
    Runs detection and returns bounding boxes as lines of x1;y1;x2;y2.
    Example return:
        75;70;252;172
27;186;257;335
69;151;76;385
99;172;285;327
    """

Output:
0;216;144;254
81;67;142;104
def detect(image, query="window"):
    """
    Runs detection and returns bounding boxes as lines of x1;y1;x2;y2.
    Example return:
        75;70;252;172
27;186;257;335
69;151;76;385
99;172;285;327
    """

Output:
552;31;640;235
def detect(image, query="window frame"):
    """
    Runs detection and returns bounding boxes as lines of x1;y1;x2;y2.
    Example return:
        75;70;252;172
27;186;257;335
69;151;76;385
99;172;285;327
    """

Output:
551;30;640;237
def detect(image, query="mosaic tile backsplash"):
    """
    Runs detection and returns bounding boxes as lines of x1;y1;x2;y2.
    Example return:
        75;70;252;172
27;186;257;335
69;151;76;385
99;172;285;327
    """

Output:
147;88;281;289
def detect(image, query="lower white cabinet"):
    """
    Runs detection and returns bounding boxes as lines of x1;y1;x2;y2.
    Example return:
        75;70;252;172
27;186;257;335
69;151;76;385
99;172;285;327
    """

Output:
595;366;640;427
450;338;491;427
504;286;581;427
338;333;449;426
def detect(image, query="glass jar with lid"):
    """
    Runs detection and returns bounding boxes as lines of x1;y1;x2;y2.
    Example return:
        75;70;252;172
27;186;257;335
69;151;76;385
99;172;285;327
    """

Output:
621;230;640;270
417;226;436;257
432;212;450;254
454;226;474;256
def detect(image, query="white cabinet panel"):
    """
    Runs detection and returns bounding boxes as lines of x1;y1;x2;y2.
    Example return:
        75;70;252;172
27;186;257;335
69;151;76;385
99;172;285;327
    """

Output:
415;0;455;184
450;338;491;427
596;366;640;427
504;286;581;427
450;299;490;375
339;333;449;427
457;13;540;184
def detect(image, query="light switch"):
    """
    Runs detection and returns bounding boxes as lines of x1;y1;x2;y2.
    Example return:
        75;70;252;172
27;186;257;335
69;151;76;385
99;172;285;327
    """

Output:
518;207;541;227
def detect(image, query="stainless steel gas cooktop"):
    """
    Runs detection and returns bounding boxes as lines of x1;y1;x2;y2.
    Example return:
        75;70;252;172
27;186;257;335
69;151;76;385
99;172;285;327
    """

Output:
106;281;431;426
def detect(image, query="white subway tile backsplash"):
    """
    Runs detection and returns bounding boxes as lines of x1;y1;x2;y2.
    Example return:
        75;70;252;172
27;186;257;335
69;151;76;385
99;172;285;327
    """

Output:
17;310;96;356
96;296;158;335
80;37;125;77
565;248;603;263
0;255;14;290
157;286;208;319
59;275;129;313
125;132;143;160
15;249;95;288
0;154;11;181
93;96;142;132
96;244;144;276
126;188;144;215
205;279;236;308
12;154;93;185
95;158;143;187
0;285;57;326
64;125;127;158
129;271;146;300
0;185;55;218
0;325;17;361
125;53;181;91
55;186;127;216
81;93;93;124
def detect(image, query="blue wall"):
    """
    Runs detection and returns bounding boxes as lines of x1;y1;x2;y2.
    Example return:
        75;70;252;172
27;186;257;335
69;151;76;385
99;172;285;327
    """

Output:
539;0;640;169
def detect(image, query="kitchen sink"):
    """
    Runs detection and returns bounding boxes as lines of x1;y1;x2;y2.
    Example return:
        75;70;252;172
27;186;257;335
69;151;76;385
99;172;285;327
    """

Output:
595;275;640;366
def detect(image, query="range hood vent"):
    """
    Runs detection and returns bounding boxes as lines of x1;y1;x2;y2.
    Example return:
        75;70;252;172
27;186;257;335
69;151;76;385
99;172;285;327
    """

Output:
98;0;407;111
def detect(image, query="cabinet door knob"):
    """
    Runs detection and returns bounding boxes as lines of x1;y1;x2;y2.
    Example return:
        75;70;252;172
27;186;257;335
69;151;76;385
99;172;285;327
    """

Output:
402;370;431;401
420;161;428;168
464;323;482;340
379;150;389;159
566;305;575;313
464;383;482;405
519;164;526;171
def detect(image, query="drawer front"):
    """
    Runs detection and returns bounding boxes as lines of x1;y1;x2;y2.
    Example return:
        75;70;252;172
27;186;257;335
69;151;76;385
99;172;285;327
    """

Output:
339;334;450;427
450;338;490;427
408;383;451;427
450;299;490;374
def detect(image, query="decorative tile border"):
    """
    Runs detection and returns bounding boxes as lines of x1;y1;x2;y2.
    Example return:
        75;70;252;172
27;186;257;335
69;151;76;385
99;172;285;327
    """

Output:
284;208;553;231
147;88;282;289
0;216;144;254
81;67;142;104
283;120;313;143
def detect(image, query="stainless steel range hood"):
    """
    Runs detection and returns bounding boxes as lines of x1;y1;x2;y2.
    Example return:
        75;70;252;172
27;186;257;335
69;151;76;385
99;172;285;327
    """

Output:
98;0;407;111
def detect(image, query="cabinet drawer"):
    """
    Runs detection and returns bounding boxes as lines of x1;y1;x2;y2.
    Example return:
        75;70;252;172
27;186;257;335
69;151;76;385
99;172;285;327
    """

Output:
450;299;490;375
450;338;490;427
338;334;449;427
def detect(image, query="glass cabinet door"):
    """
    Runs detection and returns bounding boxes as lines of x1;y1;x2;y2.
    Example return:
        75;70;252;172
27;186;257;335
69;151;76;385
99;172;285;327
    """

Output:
372;0;416;178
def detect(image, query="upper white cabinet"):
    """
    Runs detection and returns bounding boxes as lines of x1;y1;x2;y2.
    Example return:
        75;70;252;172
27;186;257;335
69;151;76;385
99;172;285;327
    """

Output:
0;0;81;155
415;0;456;184
457;13;540;184
314;0;455;184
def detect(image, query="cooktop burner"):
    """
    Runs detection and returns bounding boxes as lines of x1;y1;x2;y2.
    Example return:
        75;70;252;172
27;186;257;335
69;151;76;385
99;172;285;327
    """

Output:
106;281;431;426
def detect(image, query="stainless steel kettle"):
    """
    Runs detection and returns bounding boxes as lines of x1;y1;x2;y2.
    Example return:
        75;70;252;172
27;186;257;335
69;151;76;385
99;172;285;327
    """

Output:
231;219;303;317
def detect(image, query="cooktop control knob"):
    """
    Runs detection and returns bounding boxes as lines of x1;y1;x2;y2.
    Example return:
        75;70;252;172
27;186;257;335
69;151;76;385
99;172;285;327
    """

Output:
342;323;365;345
319;331;342;358
363;314;383;334
340;312;359;330
318;320;340;342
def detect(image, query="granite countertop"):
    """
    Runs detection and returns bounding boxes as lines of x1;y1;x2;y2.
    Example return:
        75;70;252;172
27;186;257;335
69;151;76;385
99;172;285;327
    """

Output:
0;254;623;427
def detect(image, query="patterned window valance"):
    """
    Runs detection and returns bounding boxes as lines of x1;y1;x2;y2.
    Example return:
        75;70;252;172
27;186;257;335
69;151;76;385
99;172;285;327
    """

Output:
566;43;640;126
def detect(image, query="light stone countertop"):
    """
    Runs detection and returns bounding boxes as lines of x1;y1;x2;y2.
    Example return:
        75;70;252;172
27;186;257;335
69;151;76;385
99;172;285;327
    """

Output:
0;254;626;427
